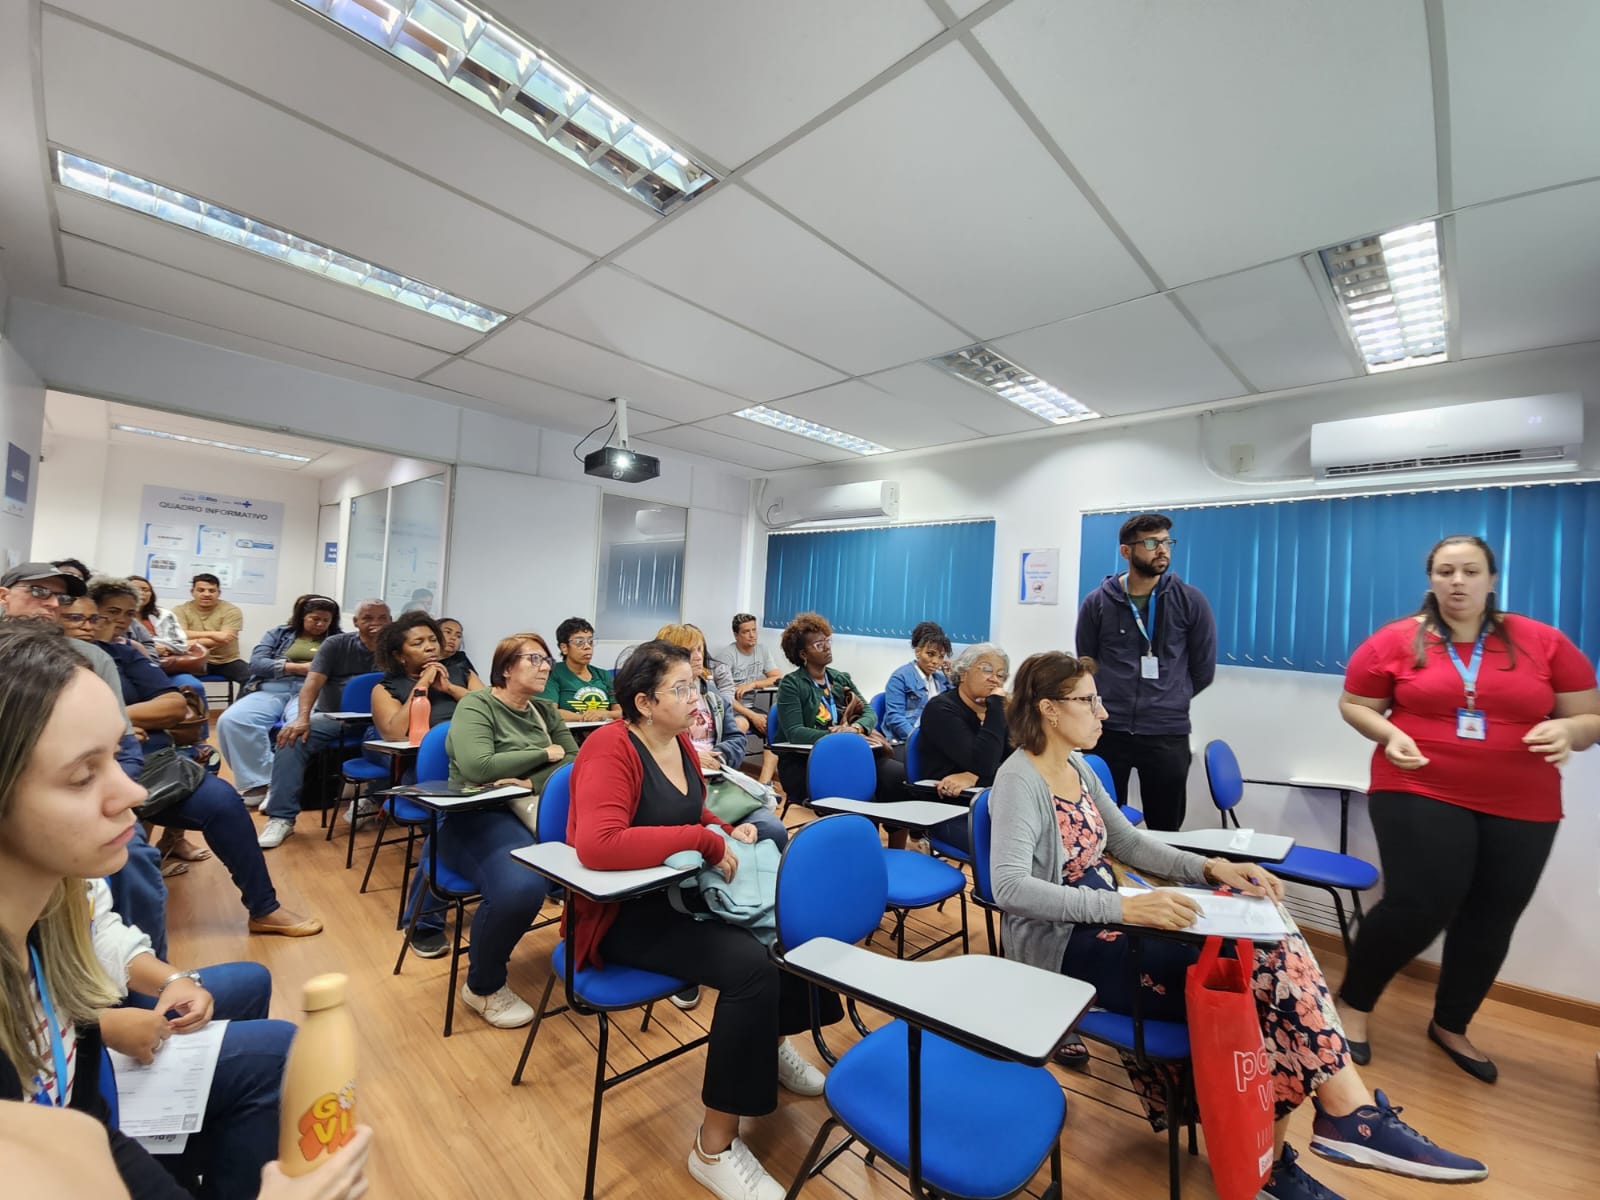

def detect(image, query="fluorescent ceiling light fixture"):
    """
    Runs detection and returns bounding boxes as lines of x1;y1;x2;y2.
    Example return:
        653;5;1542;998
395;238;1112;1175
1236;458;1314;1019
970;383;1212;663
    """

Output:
291;0;717;216
930;346;1099;424
734;406;890;456
52;150;506;333
1321;221;1447;373
112;424;314;463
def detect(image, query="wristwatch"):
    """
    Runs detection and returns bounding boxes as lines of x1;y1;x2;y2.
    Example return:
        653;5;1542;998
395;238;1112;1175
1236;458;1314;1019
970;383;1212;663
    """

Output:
158;968;204;992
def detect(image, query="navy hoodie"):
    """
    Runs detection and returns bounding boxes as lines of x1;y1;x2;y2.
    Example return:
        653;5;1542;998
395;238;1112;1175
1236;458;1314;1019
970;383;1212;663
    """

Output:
1074;571;1217;736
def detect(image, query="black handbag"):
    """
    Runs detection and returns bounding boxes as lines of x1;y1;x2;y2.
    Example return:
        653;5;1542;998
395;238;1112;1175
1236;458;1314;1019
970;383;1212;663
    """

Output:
136;746;207;820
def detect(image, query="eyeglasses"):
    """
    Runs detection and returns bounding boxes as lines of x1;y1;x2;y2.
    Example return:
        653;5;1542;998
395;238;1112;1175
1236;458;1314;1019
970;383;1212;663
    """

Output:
1126;537;1177;550
975;663;1009;682
21;584;69;601
657;683;698;702
59;612;105;625
809;638;832;651
566;637;595;648
515;652;553;668
1055;694;1107;710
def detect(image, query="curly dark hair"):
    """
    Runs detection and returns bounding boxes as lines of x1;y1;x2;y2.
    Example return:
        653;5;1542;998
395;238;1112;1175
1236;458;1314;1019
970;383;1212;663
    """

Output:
779;612;832;667
374;611;443;674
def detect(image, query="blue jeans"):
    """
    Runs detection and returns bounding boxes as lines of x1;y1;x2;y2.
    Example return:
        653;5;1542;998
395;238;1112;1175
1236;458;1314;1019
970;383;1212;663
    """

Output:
743;804;790;849
265;713;350;822
216;681;301;792
161;773;281;919
407;811;550;994
128;961;293;1200
107;823;169;960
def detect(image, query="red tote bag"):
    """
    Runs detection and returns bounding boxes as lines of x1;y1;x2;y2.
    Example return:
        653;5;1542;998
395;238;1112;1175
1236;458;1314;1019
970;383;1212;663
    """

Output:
1185;935;1273;1200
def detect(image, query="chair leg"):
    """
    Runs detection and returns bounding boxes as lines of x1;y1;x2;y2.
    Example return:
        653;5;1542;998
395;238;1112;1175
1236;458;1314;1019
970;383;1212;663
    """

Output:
782;1117;839;1200
892;908;908;959
1329;888;1353;960
640;1003;653;1033
982;907;997;956
345;785;364;868
957;892;969;954
512;974;559;1085
1165;1074;1182;1200
1040;1140;1064;1200
396;825;419;930
444;898;467;1038
583;1013;611;1200
358;808;390;894
394;885;425;975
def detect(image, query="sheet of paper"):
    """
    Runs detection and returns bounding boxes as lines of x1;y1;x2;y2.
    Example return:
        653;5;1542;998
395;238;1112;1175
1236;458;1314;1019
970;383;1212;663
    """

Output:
109;1020;228;1138
1119;887;1288;940
137;1131;189;1156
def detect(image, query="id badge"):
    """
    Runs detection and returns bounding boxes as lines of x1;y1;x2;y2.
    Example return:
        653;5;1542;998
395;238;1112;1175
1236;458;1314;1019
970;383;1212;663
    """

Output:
1455;708;1487;740
1140;655;1159;680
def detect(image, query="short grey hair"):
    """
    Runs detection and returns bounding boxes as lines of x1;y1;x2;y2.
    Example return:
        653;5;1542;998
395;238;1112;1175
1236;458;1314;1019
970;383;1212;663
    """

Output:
949;642;1008;684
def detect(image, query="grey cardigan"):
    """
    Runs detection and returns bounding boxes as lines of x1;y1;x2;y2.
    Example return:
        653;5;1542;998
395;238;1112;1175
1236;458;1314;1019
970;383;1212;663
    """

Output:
989;749;1210;974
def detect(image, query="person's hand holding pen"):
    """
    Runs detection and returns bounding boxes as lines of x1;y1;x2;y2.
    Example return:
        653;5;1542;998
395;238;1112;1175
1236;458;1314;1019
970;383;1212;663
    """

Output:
1117;871;1202;930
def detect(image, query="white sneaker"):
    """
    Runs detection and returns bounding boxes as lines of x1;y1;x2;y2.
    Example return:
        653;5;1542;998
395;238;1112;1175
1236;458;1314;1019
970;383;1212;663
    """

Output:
459;983;535;1029
687;1133;785;1200
257;817;295;849
257;794;271;812
344;797;380;825
776;1038;825;1096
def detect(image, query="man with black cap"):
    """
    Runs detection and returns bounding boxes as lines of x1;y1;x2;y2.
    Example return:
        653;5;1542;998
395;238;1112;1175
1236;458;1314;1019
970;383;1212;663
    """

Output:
1;561;171;957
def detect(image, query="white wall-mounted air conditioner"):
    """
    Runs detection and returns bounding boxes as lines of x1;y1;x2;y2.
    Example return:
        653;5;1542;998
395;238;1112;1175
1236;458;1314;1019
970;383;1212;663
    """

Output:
1309;393;1584;483
766;480;900;527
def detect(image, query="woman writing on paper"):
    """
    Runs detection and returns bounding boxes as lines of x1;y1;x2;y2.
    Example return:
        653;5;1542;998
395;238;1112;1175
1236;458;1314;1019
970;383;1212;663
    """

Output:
1335;535;1600;1081
989;651;1486;1200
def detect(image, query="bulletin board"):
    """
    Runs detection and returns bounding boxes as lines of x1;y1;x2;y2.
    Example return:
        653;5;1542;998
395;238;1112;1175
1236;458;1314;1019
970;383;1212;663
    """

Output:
136;485;285;605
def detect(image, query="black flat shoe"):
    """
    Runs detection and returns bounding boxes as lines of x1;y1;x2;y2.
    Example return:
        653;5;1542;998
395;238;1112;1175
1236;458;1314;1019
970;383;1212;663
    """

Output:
1428;1022;1497;1083
1346;1038;1371;1066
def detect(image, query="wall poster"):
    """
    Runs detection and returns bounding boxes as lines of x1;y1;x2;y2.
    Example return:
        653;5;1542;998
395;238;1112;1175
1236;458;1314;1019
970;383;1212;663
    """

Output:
136;485;285;605
1019;548;1060;605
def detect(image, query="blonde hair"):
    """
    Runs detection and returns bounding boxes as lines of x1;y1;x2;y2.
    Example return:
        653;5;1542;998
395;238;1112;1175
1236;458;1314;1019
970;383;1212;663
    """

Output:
0;623;119;1080
655;623;710;680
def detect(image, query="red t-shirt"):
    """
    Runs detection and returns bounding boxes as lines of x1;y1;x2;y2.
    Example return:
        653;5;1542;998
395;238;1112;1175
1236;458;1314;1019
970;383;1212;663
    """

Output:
1344;615;1595;820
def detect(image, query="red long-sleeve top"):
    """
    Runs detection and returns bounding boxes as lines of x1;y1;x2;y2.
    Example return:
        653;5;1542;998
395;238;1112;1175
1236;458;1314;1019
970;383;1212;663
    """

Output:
566;719;730;969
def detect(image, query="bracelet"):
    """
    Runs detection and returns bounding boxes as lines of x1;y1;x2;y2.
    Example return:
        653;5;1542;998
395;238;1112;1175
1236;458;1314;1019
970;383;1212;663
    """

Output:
157;969;204;992
1201;857;1225;885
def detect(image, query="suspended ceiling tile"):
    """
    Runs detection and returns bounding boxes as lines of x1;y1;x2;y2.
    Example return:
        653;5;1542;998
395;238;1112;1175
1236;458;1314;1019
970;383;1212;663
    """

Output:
774;379;977;450
974;0;1439;286
61;235;449;379
489;1;944;166
641;424;819;473
1454;181;1600;359
42;12;589;315
697;413;860;462
54;191;482;354
614;187;966;375
746;42;1152;339
425;358;675;436
992;295;1244;417
1445;0;1600;207
467;320;742;424
862;361;1047;436
528;267;844;401
50;0;656;256
1175;259;1358;394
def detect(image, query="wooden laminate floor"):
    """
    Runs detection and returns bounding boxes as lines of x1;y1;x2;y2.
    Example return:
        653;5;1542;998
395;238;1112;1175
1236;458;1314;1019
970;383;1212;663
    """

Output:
162;783;1600;1200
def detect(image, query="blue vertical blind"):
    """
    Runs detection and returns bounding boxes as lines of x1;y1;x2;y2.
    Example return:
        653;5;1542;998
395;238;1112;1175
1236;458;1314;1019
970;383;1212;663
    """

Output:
1078;483;1600;675
764;520;996;643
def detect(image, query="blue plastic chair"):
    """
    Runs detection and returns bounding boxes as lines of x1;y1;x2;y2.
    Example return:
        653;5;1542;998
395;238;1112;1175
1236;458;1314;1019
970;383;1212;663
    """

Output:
1083;751;1145;827
326;671;391;864
775;814;1069;1200
510;762;703;1200
360;722;447;926
869;690;886;728
1204;739;1378;957
197;671;238;708
970;786;1197;1200
809;732;968;960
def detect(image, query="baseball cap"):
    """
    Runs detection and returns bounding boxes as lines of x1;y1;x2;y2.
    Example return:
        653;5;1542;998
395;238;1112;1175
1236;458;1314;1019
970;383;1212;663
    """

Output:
0;563;88;597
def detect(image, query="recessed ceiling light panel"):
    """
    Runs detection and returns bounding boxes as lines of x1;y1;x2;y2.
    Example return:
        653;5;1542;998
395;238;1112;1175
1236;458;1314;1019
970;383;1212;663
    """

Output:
734;406;890;456
112;424;314;463
1321;220;1447;373
930;346;1099;424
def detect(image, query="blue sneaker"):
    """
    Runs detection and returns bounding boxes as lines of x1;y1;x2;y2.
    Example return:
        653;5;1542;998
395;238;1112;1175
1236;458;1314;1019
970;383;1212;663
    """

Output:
1310;1089;1488;1182
1259;1145;1346;1199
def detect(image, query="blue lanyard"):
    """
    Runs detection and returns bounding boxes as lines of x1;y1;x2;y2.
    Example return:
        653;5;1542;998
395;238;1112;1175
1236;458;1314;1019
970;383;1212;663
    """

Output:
1126;579;1159;652
28;946;68;1108
1446;626;1488;710
813;675;838;723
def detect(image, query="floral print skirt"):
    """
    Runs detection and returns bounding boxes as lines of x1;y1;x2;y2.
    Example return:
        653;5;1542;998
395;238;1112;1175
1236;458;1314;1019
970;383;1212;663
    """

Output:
1062;905;1350;1124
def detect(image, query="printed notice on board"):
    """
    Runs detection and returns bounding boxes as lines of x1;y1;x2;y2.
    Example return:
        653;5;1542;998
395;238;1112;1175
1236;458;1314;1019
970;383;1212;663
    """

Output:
136;486;284;605
1019;548;1060;605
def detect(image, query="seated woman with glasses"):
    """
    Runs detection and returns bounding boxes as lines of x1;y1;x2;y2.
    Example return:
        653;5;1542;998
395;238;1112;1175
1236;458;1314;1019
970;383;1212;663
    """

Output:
404;634;572;1026
772;612;909;833
990;651;1488;1200
570;639;841;1200
915;642;1012;853
882;621;952;744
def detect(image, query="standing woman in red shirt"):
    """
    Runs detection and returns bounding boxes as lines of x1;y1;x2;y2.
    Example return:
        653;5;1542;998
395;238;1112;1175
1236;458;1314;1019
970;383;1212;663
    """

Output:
1334;534;1600;1082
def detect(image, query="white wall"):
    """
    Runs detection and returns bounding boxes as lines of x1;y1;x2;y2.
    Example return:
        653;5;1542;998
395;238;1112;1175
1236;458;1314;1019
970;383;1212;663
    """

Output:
32;434;322;652
0;294;47;566
752;342;1600;1004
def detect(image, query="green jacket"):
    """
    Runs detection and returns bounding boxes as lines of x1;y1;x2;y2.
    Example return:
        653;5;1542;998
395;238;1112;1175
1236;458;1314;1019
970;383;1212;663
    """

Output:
774;667;875;744
446;688;580;791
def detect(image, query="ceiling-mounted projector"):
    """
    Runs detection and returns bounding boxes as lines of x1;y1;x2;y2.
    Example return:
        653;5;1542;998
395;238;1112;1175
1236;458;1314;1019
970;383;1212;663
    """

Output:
583;396;659;483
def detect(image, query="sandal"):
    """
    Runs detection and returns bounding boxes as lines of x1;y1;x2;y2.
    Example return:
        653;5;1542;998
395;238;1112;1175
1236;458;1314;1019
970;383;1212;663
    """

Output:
157;828;213;863
1054;1034;1091;1071
160;859;189;878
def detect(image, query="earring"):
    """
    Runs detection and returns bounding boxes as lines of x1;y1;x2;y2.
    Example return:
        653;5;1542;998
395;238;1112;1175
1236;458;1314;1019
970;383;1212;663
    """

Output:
645;711;653;726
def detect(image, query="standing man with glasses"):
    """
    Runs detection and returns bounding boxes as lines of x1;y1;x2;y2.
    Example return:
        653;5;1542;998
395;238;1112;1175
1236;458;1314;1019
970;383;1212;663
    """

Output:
541;617;622;723
1075;513;1216;830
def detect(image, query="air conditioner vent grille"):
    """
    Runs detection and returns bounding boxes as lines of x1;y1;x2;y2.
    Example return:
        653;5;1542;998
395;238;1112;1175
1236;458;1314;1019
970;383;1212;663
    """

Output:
1323;445;1567;479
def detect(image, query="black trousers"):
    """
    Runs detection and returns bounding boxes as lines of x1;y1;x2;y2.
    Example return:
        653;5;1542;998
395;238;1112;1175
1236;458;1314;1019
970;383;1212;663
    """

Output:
206;658;251;686
1092;730;1192;831
777;747;907;810
600;893;842;1116
1337;790;1559;1033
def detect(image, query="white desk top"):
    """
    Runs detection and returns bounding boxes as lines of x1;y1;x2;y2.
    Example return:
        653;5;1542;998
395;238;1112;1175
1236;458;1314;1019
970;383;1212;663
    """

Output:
510;842;695;901
321;711;373;721
910;779;982;796
1142;827;1294;863
364;739;416;753
811;796;969;827
783;937;1095;1065
1286;776;1367;794
394;781;530;811
771;741;815;753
